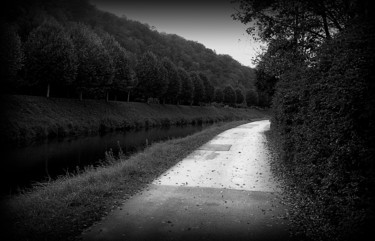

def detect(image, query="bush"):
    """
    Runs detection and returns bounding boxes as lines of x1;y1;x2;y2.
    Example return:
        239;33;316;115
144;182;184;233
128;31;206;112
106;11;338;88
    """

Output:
271;21;375;240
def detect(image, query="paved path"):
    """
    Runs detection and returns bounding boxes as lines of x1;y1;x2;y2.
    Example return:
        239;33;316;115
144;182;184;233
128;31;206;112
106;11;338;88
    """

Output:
81;120;292;241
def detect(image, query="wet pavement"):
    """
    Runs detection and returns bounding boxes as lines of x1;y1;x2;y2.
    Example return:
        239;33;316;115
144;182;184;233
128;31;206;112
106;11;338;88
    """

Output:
81;120;293;241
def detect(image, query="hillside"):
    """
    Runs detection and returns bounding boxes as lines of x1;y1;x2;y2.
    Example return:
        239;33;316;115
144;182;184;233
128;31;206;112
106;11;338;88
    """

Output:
2;0;255;91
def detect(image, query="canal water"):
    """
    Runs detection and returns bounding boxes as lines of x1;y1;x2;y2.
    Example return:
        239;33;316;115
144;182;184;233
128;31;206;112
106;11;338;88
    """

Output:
2;124;209;194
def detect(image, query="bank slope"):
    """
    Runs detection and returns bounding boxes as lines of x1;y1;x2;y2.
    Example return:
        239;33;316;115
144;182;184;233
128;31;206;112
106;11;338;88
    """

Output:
0;95;268;145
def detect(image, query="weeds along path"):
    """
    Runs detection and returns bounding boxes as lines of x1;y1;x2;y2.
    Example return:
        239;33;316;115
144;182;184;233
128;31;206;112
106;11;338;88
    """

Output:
81;120;293;241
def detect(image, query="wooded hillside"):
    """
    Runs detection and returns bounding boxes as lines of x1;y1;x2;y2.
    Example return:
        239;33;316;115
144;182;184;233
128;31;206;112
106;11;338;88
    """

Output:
1;0;256;105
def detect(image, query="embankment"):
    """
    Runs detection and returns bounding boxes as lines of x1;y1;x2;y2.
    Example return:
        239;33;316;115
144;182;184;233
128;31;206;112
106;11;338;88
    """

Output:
0;95;268;145
1;121;249;241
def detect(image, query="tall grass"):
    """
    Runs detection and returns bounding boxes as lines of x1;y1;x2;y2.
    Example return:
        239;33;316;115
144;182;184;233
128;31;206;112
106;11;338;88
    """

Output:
0;95;268;146
1;121;251;241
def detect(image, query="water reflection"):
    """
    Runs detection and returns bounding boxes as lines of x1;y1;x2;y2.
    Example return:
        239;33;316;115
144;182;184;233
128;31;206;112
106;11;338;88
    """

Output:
2;125;207;194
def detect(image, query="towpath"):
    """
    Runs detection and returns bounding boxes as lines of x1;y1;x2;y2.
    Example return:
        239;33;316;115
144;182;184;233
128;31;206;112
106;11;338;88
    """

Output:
81;120;293;241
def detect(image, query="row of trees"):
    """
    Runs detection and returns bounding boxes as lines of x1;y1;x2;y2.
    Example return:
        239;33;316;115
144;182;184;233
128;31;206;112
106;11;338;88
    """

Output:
1;17;259;107
3;18;135;101
2;0;257;96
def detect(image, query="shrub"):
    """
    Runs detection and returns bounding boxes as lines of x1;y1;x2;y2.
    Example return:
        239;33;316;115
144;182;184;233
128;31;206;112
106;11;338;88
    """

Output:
271;21;375;240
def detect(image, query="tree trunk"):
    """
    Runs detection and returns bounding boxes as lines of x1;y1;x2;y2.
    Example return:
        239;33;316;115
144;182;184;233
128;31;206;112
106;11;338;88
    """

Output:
114;95;117;101
106;91;109;102
79;91;83;101
321;12;331;39
127;90;131;102
46;83;50;98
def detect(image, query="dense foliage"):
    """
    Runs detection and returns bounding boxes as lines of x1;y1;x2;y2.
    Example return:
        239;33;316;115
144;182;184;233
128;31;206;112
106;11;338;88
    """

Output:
190;72;205;105
161;57;181;104
223;85;236;106
214;88;224;103
135;51;167;101
0;24;23;92
235;0;375;239
245;89;258;107
68;22;114;100
200;73;215;103
177;67;193;105
1;0;259;106
272;22;375;240
235;88;244;105
24;17;77;98
95;28;134;101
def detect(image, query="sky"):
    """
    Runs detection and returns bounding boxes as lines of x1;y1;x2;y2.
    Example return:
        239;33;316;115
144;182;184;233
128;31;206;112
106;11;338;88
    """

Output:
89;0;264;68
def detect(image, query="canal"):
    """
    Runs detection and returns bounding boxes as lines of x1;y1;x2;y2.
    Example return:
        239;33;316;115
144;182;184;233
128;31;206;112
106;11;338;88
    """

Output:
2;124;210;194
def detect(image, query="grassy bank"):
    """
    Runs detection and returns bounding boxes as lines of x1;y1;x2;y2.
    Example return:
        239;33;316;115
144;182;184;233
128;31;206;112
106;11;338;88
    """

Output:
0;95;268;146
0;121;250;241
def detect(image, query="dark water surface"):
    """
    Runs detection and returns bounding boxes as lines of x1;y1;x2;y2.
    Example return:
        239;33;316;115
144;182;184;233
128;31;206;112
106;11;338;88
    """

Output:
2;124;209;194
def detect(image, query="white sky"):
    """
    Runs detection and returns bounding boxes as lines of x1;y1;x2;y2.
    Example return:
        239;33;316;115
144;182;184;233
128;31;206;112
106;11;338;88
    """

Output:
90;0;264;68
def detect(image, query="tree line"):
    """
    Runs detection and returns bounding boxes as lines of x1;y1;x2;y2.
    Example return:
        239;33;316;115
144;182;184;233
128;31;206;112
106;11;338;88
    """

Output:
1;16;259;107
0;0;261;107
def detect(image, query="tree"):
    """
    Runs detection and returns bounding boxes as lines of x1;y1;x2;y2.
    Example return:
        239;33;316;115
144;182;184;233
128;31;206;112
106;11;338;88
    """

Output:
233;1;375;239
135;51;168;101
235;88;244;105
232;0;360;48
253;66;278;107
24;17;77;98
214;88;223;103
156;63;168;100
96;29;133;101
0;24;23;93
223;85;236;106
178;67;193;105
161;57;181;104
199;72;214;103
68;22;114;100
190;72;205;105
245;89;258;107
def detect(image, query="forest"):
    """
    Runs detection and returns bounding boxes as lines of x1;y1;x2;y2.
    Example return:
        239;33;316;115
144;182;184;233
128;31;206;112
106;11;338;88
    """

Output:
234;0;375;240
0;0;259;107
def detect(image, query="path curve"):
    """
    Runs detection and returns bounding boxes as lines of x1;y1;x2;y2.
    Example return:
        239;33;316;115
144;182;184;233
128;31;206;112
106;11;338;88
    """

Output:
82;120;293;241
